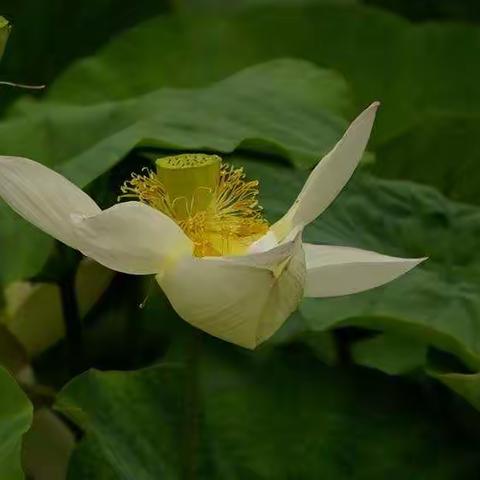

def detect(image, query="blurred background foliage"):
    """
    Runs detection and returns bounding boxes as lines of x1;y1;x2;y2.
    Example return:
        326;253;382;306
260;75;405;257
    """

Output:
1;0;480;479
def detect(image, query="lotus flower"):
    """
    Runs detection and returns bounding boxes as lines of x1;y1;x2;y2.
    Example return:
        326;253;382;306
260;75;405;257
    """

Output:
0;103;424;348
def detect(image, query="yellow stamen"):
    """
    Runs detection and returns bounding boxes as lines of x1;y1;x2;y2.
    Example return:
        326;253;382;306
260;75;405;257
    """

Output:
120;154;268;257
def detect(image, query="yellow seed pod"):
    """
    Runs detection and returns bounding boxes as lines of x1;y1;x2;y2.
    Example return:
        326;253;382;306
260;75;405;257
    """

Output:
156;154;221;220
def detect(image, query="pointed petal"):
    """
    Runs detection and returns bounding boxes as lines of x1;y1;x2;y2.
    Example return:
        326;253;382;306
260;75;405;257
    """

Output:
272;103;379;240
157;235;306;348
0;156;100;247
303;243;426;298
72;201;193;275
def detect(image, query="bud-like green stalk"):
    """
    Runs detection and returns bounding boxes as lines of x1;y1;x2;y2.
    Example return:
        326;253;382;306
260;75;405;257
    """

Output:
0;17;11;63
156;154;221;220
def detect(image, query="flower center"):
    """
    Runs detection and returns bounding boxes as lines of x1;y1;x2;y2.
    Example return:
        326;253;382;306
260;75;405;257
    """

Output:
120;154;269;257
156;153;220;220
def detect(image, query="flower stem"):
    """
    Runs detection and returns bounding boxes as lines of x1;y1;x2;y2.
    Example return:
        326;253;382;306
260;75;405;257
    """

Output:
0;81;45;90
183;329;201;480
59;270;84;376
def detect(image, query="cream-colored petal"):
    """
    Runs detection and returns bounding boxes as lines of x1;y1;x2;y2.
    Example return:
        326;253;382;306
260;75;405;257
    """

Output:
303;243;426;298
0;156;100;248
72;201;193;275
247;230;278;253
272;103;379;240
157;235;305;349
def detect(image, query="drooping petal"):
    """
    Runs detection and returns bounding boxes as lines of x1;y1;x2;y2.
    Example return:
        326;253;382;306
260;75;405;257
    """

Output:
157;234;306;349
303;243;426;298
72;201;193;275
272;102;379;240
0;156;100;248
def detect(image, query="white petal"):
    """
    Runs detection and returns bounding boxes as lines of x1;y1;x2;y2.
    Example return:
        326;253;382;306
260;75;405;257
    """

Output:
247;230;278;253
72;201;193;275
272;102;379;240
0;156;100;248
303;243;426;298
157;235;306;349
247;225;304;256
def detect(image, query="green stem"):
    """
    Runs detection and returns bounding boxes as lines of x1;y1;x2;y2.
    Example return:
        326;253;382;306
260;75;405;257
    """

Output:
0;81;45;89
59;271;84;376
183;330;201;480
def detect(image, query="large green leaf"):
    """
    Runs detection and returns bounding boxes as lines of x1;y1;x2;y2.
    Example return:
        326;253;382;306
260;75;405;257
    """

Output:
238;159;480;369
57;343;480;479
57;365;184;479
37;2;480;203
0;204;49;284
433;371;480;412
45;3;480;143
0;59;350;283
369;113;480;205
0;365;33;480
67;436;117;480
1;59;349;173
351;332;427;375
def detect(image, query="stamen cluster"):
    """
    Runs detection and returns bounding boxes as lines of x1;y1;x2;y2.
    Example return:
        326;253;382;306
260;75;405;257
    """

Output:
120;163;268;256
